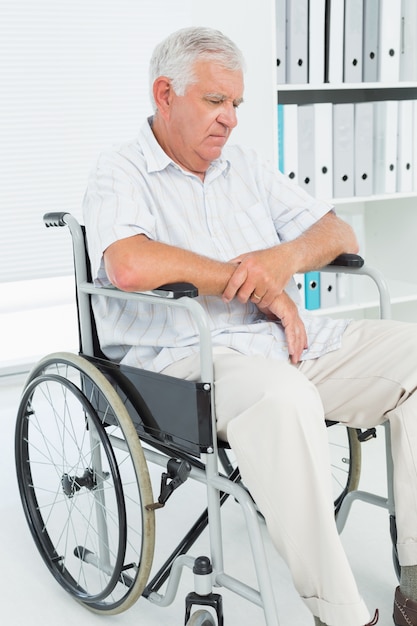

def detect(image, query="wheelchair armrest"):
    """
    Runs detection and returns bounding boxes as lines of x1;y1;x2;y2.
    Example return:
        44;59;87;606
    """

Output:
152;283;198;299
320;253;391;320
328;253;364;268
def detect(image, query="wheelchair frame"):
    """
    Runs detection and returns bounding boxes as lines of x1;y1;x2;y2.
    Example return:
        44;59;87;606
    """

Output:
15;211;396;625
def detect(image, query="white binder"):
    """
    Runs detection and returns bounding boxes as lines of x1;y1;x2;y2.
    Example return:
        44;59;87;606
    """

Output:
400;0;417;82
314;103;333;201
286;0;308;84
293;273;305;308
397;100;413;193
354;102;374;197
333;103;355;198
373;100;398;194
297;104;315;195
336;273;352;305
276;0;286;84
378;0;401;82
308;0;326;83
344;0;364;83
281;104;299;183
414;101;417;192
345;209;366;257
326;0;345;83
363;0;380;82
320;273;338;308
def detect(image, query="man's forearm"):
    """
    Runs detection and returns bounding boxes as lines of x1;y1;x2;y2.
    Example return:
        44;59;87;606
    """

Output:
284;211;359;275
104;235;236;295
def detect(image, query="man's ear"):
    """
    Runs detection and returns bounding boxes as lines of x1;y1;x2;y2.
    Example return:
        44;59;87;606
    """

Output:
153;76;173;119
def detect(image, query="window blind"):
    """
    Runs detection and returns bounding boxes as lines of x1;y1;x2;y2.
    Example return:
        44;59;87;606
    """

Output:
0;0;191;283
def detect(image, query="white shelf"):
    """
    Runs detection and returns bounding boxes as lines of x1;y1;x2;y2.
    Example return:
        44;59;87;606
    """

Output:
316;278;417;317
332;192;417;206
277;82;417;106
277;81;417;91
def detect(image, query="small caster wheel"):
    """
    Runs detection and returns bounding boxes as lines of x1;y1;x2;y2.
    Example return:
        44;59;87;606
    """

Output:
186;609;217;626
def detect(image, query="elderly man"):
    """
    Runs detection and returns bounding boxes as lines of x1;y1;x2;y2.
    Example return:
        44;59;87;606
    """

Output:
83;26;417;626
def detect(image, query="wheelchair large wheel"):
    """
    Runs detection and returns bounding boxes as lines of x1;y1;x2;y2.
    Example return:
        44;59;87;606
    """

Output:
327;423;361;515
15;352;155;614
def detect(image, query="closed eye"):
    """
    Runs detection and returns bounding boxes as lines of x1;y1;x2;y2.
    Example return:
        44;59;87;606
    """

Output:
204;95;244;108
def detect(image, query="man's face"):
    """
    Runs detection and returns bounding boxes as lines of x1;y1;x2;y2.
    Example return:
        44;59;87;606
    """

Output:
162;60;244;177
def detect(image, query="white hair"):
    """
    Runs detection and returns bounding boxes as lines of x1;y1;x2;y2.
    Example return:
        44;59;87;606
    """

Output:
149;26;246;110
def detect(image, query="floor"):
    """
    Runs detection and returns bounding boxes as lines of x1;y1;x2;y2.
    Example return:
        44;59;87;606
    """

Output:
1;371;398;626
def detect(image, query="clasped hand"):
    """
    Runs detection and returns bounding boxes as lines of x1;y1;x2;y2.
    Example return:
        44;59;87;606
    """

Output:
222;249;308;364
223;248;291;308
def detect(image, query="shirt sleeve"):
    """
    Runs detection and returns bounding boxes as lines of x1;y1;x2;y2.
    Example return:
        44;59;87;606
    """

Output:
82;148;157;281
261;155;335;242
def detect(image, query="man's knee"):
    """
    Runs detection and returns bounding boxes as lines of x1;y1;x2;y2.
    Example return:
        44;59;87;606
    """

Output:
214;354;323;439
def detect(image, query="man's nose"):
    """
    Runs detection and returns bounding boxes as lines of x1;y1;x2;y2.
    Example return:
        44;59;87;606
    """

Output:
218;103;238;128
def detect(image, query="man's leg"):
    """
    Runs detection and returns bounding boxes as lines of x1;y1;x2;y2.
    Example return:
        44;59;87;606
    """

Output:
163;348;371;625
300;319;417;624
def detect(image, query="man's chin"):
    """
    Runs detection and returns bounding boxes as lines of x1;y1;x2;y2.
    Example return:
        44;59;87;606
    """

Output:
204;144;225;161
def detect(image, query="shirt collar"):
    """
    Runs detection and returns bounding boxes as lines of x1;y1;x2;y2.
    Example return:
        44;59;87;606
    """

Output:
139;116;230;179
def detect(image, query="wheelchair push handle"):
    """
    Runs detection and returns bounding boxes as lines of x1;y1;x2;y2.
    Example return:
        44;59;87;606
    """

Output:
43;212;69;227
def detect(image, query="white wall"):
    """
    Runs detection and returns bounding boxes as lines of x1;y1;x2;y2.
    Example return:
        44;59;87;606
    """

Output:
1;0;279;373
0;0;193;373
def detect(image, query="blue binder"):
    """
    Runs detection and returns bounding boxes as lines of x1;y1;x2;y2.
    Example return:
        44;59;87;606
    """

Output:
305;271;321;310
277;104;284;173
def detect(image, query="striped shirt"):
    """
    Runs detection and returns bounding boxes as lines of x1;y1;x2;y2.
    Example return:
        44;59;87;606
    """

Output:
82;117;350;373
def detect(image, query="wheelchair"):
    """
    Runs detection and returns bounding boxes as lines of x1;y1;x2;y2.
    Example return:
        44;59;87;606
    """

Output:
14;212;396;625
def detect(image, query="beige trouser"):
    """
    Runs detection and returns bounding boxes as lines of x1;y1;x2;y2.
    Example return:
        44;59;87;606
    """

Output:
163;319;417;626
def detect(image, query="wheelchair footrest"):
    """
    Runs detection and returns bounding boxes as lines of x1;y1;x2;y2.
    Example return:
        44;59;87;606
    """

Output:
146;458;192;511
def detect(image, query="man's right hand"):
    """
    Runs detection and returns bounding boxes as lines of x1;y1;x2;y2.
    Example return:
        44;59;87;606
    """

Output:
256;292;308;364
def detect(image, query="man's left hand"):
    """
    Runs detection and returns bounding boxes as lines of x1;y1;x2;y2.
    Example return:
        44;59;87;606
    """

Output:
222;248;293;308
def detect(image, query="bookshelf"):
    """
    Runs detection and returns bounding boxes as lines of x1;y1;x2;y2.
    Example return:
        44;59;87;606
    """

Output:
192;0;417;322
277;82;417;321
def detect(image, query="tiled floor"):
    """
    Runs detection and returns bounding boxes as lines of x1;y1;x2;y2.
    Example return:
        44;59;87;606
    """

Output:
1;372;398;626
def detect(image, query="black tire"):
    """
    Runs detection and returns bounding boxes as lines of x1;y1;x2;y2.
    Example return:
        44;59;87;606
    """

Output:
15;353;155;614
390;514;400;581
327;423;361;515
